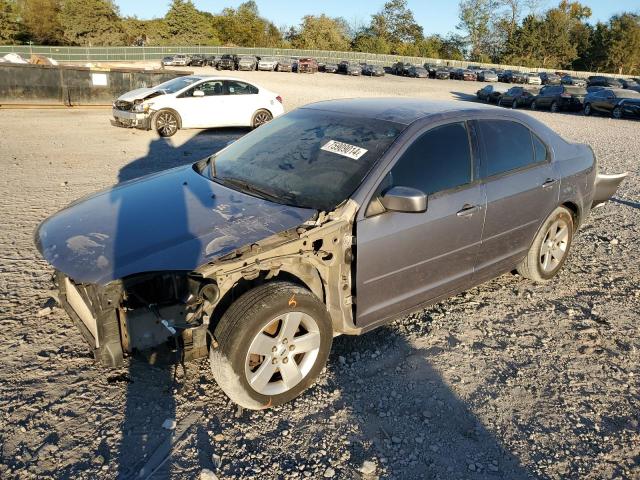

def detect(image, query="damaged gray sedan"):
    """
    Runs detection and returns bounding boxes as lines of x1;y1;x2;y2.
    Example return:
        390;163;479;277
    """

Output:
35;99;626;409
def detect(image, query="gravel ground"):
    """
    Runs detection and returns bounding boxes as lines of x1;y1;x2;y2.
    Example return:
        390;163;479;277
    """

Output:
0;69;638;480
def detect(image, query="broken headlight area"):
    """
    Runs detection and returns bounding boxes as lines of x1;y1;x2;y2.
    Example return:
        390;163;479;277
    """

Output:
54;271;218;368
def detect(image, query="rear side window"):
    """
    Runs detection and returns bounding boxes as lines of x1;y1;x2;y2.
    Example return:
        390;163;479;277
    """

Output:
224;80;258;95
478;120;544;177
391;122;472;195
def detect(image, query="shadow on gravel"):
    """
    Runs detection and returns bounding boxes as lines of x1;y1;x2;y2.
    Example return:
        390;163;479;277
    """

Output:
112;129;246;479
324;327;533;479
450;91;479;102
611;197;640;210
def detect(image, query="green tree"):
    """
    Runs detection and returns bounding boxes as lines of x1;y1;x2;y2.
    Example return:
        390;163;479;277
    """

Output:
18;0;63;44
59;0;125;46
370;0;423;45
290;14;350;51
0;0;21;43
165;0;218;46
457;0;497;60
213;1;281;47
604;13;640;74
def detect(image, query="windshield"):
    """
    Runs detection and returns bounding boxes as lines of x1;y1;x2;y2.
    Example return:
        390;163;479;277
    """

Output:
202;109;404;211
155;76;200;94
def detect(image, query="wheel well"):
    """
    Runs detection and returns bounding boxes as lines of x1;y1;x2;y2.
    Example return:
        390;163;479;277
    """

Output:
561;201;580;226
208;270;321;333
155;108;182;128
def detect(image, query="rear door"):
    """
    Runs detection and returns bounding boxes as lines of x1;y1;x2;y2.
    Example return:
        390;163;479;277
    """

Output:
355;122;486;328
223;80;260;126
474;119;559;277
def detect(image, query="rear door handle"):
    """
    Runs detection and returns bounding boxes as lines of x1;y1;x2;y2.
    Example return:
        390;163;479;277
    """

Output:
457;204;480;217
542;178;558;188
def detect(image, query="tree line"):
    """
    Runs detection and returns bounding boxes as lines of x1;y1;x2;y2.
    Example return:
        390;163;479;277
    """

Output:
0;0;638;74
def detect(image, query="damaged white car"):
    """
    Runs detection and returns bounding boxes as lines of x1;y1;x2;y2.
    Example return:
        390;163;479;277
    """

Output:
112;75;284;137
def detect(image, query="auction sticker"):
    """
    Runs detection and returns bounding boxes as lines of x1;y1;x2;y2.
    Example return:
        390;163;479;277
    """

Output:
321;140;368;160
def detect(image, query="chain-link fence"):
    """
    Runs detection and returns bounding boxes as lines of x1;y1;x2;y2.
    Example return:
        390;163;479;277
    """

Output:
0;44;628;79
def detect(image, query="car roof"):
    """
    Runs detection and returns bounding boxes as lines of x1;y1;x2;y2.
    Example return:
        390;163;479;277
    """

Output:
301;98;500;125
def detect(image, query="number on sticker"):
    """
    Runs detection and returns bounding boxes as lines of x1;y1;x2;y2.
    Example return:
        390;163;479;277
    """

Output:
321;140;368;160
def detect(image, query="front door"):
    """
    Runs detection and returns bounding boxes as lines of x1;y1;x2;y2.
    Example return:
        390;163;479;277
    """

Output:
355;122;486;328
174;80;226;128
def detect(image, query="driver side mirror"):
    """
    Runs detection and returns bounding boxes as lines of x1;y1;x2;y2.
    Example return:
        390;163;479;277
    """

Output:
193;90;205;97
380;186;428;213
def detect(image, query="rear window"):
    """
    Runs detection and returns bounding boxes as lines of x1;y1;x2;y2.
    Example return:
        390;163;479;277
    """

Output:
478;120;544;177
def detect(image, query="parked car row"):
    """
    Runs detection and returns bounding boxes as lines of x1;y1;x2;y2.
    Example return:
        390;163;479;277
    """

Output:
477;83;640;120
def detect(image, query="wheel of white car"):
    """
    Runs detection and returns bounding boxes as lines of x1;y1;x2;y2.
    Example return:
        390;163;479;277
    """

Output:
517;206;574;282
252;109;273;128
584;103;592;116
209;281;333;409
612;107;623;119
154;110;180;137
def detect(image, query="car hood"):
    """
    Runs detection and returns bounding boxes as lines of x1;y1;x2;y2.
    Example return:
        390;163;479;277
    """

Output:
35;164;316;285
116;87;166;102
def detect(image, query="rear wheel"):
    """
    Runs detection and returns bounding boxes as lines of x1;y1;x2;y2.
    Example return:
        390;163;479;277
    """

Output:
251;109;273;128
531;100;537;110
512;99;517;109
550;101;559;113
154;110;179;137
209;281;333;409
584;103;592;116
517;206;573;282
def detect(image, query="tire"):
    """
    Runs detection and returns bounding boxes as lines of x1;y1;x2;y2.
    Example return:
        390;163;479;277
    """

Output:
498;98;504;107
209;281;333;409
512;99;517;109
517;206;574;282
154;110;179;137
584;103;592;116
612;107;623;119
550;101;559;113
531;100;537;110
251;109;273;128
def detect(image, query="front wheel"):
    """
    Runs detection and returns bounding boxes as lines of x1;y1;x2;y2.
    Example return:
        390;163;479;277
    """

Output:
550;101;559;113
531;100;537;110
209;281;333;409
612;106;623;119
154;110;179;137
252;109;273;128
584;103;592;116
517;206;574;282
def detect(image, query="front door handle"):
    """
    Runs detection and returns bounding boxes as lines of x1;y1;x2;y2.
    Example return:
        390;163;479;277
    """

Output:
542;178;558;188
457;204;480;217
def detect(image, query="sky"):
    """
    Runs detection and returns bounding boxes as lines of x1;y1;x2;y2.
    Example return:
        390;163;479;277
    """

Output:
114;1;640;36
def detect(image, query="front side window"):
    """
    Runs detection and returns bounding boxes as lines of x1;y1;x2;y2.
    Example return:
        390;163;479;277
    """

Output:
389;122;472;196
478;120;543;177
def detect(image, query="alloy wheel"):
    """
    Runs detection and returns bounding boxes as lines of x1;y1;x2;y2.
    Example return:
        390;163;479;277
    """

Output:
539;219;569;273
156;112;178;136
612;107;622;119
244;312;321;396
253;111;273;128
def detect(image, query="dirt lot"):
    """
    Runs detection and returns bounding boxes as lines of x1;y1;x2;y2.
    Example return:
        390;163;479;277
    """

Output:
0;69;638;480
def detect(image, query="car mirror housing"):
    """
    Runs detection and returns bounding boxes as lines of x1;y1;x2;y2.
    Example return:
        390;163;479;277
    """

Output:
380;186;428;213
193;90;205;97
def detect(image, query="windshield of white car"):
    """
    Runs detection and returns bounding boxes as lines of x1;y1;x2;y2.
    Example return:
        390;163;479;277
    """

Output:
155;77;200;94
202;109;405;211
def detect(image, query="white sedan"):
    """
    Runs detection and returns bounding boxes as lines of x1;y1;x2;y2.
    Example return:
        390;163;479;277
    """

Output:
112;76;284;137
